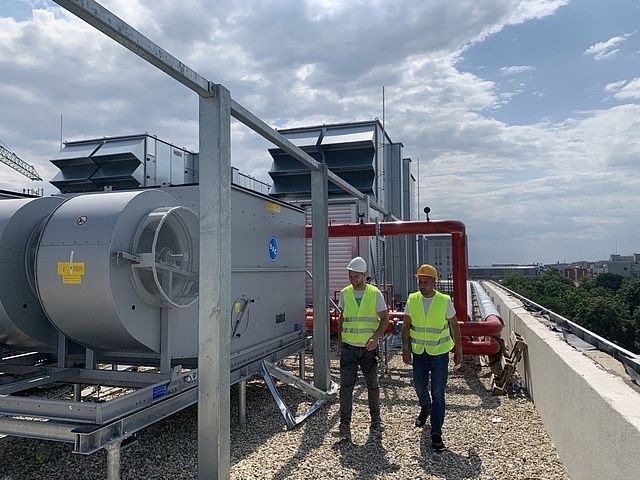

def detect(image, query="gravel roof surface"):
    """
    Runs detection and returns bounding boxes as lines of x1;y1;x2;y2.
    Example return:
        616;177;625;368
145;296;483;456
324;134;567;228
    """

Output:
0;353;569;479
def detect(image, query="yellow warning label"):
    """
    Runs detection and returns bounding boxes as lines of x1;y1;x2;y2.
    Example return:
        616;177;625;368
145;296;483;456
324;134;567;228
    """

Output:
57;262;85;285
234;302;242;313
266;201;281;214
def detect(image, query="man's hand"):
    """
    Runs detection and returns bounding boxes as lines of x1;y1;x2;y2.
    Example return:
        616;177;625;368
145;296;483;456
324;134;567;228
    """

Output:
402;348;412;365
453;347;462;366
365;335;379;351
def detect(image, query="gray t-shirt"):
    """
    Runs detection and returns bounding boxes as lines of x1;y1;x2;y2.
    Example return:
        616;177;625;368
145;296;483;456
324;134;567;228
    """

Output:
338;287;387;313
404;294;456;320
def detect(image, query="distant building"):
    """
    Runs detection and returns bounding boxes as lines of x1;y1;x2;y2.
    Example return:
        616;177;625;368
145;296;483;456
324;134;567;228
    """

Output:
564;266;589;284
606;253;639;278
469;264;540;281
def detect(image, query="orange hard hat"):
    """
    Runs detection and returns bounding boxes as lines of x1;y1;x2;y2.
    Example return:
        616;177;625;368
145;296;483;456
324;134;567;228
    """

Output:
415;264;438;279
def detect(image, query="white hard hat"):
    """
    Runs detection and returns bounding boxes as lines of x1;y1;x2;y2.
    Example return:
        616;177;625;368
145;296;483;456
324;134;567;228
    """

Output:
347;256;367;273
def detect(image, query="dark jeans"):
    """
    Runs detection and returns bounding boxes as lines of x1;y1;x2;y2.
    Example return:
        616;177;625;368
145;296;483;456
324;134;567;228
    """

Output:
412;351;449;435
339;343;380;425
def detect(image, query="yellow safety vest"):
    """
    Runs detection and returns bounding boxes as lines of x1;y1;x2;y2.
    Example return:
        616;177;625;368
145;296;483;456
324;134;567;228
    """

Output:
407;290;454;355
341;284;380;347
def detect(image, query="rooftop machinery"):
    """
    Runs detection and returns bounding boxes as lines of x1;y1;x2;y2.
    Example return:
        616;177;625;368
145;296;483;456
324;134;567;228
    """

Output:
0;134;325;477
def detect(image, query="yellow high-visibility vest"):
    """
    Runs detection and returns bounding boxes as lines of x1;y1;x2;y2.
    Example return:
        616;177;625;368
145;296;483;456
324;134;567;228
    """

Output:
407;290;454;355
341;284;380;347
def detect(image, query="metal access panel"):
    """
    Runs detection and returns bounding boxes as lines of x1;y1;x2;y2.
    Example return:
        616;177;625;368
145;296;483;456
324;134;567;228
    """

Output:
165;184;306;359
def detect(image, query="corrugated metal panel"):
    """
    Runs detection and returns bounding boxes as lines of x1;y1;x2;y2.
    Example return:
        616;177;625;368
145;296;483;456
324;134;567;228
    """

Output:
305;203;356;305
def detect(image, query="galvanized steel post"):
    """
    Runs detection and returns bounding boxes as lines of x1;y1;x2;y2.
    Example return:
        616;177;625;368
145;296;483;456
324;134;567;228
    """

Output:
198;85;231;479
311;164;331;391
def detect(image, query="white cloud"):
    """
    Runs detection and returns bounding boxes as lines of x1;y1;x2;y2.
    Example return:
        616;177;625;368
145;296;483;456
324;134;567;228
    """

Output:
584;32;635;61
604;78;640;100
499;65;535;75
0;0;637;265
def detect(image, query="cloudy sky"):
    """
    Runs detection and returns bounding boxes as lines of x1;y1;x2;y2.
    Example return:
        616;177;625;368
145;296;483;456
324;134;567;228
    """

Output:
1;0;639;265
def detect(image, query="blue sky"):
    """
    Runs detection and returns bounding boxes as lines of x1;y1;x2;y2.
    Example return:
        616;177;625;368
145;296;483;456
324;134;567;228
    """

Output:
460;0;640;125
0;0;638;264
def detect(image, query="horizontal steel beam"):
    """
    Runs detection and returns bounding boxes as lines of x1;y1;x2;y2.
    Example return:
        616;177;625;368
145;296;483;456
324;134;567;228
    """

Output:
0;368;79;395
52;0;212;97
0;416;77;443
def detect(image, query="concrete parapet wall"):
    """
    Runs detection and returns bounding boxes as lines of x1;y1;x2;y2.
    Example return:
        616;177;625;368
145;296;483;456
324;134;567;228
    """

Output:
483;282;640;480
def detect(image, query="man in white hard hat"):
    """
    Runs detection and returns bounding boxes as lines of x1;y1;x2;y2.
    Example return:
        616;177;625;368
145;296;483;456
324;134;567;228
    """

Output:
336;256;389;440
402;264;462;452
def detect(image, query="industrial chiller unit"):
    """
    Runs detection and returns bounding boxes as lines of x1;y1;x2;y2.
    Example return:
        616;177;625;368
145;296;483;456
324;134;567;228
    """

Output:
0;135;328;476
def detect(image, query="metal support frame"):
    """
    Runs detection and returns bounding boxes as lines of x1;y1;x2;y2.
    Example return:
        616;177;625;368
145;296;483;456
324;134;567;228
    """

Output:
260;361;337;429
311;165;331;391
43;2;375;478
198;86;232;479
238;380;247;429
106;441;122;480
160;308;171;374
298;349;306;380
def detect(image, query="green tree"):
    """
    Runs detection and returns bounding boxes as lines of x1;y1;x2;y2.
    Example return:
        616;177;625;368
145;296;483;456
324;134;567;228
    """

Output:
573;297;634;350
617;278;640;314
594;273;625;293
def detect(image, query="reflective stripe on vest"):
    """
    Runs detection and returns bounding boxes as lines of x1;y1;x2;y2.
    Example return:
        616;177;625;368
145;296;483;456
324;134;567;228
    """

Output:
407;290;454;355
341;284;380;347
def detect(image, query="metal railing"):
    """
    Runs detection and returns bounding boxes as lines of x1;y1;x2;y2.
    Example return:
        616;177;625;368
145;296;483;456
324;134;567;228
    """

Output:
491;281;640;379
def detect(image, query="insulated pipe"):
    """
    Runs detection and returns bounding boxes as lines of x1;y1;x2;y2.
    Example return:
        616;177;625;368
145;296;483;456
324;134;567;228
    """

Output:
471;281;502;321
305;220;468;324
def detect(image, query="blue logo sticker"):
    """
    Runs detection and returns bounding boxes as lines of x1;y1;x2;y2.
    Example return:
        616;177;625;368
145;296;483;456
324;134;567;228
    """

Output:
268;236;278;262
152;384;167;400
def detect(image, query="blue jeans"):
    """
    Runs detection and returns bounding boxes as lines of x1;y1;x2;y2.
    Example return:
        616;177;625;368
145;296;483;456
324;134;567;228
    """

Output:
412;351;449;435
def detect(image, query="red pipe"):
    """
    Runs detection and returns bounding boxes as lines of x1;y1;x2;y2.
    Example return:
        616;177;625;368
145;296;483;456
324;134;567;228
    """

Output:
385;311;502;337
305;220;469;324
461;338;501;356
305;309;502;355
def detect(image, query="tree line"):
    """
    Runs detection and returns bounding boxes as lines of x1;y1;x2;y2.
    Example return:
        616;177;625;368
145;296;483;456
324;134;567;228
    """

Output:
502;269;640;354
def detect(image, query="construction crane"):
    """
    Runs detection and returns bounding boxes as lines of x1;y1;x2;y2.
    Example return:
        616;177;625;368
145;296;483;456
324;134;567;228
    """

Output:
0;139;43;181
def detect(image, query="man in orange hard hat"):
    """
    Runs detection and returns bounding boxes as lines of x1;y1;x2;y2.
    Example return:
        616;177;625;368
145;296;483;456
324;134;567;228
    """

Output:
401;264;462;451
336;256;389;440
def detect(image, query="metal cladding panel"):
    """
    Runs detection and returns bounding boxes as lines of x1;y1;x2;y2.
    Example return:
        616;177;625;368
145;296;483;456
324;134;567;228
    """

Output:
0;197;64;349
304;202;356;304
36;190;179;353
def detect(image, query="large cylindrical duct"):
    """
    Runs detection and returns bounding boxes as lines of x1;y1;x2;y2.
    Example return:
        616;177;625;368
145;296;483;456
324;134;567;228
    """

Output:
0;196;65;349
35;190;199;353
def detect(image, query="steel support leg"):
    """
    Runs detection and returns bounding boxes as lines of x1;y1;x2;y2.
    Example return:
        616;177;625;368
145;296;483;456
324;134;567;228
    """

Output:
298;349;306;380
238;379;247;429
73;383;82;401
106;441;122;480
311;164;331;391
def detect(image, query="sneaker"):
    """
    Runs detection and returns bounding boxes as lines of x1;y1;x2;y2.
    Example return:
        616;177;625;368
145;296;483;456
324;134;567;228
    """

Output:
414;409;429;427
431;433;445;451
338;422;351;440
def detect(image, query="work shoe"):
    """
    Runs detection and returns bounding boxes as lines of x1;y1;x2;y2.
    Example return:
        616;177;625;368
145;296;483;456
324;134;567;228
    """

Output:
431;433;445;451
338;422;351;440
414;409;429;427
370;416;384;432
